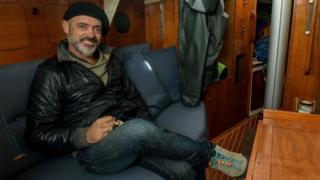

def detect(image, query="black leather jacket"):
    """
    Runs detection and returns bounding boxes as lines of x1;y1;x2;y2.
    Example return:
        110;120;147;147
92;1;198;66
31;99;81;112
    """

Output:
25;46;150;154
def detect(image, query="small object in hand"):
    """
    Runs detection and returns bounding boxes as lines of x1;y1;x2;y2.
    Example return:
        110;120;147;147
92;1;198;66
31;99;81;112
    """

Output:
113;120;124;129
14;153;26;161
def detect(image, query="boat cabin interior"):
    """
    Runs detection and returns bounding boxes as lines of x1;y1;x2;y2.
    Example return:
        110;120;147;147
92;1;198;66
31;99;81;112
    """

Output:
1;0;320;179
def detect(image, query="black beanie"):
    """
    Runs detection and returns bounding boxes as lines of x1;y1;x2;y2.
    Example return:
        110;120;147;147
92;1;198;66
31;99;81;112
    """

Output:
63;2;109;35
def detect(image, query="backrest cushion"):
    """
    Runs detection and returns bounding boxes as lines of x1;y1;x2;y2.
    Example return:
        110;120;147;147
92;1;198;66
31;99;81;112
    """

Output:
141;47;180;102
122;46;180;116
123;52;172;116
113;43;151;64
0;60;42;122
0;60;47;179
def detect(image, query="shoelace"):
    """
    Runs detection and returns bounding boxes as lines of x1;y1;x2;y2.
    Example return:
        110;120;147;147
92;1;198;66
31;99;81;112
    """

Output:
0;106;26;160
213;153;242;169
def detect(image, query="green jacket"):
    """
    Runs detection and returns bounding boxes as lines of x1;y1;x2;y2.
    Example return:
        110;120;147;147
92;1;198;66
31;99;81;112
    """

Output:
179;0;228;106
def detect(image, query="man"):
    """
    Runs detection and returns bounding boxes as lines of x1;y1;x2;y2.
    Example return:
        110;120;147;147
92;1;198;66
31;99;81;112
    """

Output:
25;2;247;179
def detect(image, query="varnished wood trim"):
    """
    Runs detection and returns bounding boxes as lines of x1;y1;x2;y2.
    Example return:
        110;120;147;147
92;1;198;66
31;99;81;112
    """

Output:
206;115;260;180
245;121;263;179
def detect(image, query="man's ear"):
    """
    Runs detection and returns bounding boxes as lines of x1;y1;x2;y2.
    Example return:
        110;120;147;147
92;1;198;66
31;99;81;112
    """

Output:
62;20;69;34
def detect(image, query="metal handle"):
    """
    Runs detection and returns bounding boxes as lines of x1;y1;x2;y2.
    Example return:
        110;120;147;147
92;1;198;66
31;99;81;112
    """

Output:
304;0;319;75
249;10;256;43
306;0;314;35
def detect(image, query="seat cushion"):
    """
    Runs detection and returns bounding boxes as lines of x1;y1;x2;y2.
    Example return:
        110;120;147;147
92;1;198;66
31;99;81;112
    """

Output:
12;155;163;180
155;102;207;140
0;117;47;180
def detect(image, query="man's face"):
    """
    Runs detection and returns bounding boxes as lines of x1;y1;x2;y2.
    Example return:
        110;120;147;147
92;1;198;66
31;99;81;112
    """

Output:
62;15;103;57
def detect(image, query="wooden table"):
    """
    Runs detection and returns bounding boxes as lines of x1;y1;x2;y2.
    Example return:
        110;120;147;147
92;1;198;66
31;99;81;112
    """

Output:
246;109;320;180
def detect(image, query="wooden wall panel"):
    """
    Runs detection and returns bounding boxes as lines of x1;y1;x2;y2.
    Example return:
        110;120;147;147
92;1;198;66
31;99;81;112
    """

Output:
0;0;102;65
0;0;167;63
0;0;53;65
106;0;145;47
205;0;256;138
205;0;236;138
145;0;179;50
0;3;29;50
214;0;235;73
205;77;236;138
283;0;320;111
233;0;253;116
43;4;69;45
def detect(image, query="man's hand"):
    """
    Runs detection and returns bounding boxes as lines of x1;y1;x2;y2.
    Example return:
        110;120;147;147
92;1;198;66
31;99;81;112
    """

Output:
86;116;116;144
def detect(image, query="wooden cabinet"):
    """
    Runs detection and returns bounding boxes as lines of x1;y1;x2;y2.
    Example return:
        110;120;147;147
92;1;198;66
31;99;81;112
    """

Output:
283;0;320;112
249;63;267;115
205;0;257;138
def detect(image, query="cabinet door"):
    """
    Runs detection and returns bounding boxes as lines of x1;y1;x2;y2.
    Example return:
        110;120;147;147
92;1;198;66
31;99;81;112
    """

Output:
283;0;320;111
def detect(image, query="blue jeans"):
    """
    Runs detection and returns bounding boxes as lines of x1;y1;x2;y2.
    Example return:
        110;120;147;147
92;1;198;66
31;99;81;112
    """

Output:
77;119;212;180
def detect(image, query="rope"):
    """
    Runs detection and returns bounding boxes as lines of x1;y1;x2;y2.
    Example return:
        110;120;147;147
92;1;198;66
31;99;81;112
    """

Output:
0;107;26;160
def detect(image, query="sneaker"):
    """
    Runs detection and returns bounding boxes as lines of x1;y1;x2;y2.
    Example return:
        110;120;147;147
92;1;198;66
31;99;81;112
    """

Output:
210;145;247;177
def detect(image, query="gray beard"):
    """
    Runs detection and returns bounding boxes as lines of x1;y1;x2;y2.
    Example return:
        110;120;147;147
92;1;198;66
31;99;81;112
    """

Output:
67;36;98;57
74;42;97;57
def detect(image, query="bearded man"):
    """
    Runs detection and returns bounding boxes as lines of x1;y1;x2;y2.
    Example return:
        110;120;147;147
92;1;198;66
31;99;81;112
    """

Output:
25;2;247;180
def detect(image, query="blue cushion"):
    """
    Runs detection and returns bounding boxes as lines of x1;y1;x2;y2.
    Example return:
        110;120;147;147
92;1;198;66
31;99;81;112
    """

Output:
141;47;180;102
113;43;151;64
0;60;43;122
0;117;46;180
123;52;171;116
12;155;163;180
155;102;207;140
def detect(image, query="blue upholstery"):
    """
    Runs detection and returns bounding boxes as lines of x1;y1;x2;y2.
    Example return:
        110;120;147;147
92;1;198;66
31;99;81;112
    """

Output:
141;47;180;102
13;156;162;180
113;43;151;64
0;61;47;180
0;117;46;180
155;102;207;140
0;44;207;180
0;60;42;123
123;51;172;116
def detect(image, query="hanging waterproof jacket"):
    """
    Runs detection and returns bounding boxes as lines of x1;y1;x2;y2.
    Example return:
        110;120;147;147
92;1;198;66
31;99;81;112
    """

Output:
178;0;228;106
